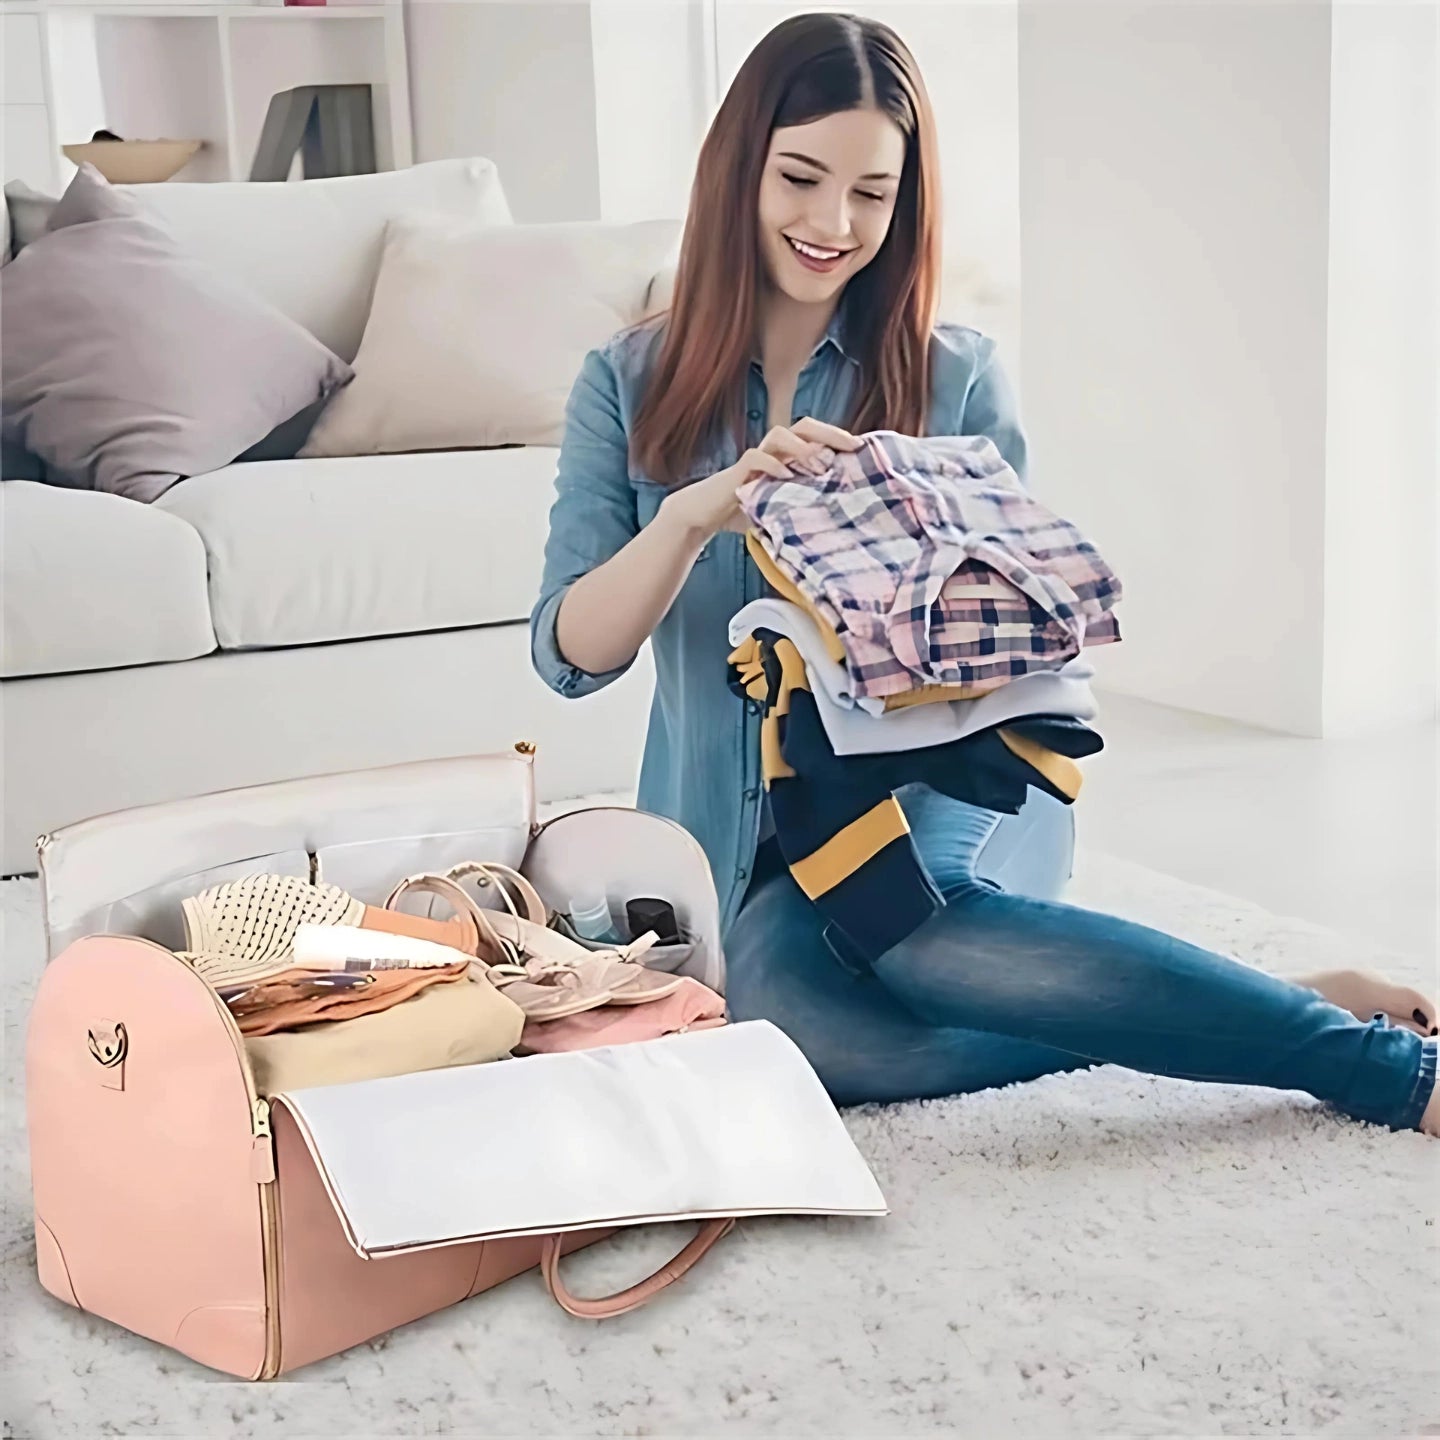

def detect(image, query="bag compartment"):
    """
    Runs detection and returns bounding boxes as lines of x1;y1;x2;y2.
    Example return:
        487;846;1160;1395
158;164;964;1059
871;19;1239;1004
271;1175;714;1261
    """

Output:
525;806;723;992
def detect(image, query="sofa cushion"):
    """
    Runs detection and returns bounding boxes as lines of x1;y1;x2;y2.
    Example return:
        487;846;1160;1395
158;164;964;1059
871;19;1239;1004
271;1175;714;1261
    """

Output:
2;164;353;503
119;159;513;362
1;482;216;677
154;449;560;650
300;217;681;457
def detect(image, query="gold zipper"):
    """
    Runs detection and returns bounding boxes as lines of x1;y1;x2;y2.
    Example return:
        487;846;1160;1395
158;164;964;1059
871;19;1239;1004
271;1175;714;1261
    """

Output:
251;1097;283;1379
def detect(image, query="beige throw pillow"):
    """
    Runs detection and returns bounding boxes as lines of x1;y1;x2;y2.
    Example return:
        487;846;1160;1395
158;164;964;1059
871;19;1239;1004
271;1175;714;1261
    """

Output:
301;216;681;457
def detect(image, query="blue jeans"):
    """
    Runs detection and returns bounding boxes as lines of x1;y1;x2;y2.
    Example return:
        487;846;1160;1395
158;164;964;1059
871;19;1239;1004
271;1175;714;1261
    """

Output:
725;787;1437;1129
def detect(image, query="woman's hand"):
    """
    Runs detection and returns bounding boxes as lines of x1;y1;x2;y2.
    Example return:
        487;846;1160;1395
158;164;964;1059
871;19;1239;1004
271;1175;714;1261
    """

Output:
659;418;863;543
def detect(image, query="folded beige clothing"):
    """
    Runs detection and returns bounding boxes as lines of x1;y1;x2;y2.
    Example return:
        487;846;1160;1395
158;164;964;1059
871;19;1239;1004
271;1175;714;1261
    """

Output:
245;974;525;1095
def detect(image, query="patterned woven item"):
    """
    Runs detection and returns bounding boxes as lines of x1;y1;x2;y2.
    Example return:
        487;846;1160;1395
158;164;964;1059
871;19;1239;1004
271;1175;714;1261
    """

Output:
181;875;366;988
739;430;1123;701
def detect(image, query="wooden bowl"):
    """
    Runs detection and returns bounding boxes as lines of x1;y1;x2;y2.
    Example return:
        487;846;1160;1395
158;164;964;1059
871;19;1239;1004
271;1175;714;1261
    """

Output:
62;139;203;185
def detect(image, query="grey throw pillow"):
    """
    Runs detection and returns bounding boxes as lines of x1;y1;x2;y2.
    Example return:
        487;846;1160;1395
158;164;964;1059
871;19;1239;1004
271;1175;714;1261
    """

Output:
0;165;352;502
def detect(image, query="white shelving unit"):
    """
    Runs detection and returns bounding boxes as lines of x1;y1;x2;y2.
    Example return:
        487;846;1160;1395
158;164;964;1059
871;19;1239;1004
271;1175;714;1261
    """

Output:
1;0;412;191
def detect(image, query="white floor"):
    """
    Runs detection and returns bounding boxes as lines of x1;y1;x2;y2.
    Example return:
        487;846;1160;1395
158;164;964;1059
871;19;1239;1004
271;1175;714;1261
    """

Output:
1076;692;1438;965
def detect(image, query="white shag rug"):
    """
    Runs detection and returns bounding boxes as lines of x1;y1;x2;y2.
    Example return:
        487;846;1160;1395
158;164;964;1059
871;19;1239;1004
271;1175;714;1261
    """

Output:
2;845;1436;1439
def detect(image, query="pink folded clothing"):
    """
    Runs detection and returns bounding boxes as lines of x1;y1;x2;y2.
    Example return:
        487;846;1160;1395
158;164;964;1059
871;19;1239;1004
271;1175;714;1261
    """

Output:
517;977;727;1055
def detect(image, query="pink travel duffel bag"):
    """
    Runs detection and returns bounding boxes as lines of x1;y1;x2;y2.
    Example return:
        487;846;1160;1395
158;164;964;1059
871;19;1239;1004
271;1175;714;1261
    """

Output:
26;747;888;1379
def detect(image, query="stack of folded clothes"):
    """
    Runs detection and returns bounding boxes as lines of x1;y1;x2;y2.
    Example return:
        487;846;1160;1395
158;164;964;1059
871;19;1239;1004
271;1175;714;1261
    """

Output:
729;429;1124;962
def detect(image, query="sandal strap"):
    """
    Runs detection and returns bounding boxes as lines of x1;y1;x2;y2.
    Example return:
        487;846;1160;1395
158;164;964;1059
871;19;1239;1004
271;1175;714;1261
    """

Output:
489;960;584;991
445;861;549;926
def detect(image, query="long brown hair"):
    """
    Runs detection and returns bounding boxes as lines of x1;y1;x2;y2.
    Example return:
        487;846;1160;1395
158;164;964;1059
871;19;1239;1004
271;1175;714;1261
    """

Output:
631;11;942;485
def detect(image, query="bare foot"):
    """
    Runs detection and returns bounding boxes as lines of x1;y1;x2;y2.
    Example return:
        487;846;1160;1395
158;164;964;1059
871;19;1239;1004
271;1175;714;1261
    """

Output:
1296;968;1438;1037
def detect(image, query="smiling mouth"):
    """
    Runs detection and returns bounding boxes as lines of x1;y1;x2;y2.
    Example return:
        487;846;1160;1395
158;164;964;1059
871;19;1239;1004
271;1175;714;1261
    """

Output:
784;235;856;266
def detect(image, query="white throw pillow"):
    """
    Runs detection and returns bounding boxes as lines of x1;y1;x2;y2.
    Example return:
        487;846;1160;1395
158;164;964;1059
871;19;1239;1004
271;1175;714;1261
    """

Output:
300;216;681;457
122;159;514;361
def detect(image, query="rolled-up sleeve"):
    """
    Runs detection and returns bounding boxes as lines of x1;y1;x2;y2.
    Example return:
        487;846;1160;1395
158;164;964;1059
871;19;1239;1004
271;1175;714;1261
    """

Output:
530;346;641;698
957;338;1028;483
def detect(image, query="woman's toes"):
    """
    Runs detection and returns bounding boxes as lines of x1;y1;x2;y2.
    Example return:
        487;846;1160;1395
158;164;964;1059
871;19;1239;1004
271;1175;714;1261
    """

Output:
1394;985;1438;1036
1377;982;1437;1035
1296;969;1437;1033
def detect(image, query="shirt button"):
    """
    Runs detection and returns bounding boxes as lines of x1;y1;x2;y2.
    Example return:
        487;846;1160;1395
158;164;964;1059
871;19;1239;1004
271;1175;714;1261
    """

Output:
747;408;762;422
746;699;762;716
744;786;760;802
736;866;749;881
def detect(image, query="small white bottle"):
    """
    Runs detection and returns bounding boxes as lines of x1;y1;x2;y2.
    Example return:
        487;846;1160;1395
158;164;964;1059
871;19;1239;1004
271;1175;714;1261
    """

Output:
568;891;622;945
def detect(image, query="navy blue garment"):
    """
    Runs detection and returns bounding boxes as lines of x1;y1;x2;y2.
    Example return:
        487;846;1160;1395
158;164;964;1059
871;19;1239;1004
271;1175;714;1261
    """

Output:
729;628;1101;962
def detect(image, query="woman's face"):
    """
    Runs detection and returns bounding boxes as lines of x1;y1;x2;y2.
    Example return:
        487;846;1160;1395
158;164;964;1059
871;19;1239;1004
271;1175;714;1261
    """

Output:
757;106;906;306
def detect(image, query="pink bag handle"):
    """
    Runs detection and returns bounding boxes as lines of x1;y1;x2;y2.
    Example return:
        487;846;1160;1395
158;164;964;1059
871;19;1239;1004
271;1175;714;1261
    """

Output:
540;1218;736;1319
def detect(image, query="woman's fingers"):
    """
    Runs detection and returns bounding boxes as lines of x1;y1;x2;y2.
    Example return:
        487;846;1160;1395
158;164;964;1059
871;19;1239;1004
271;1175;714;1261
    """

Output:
736;447;796;482
758;426;811;460
790;417;863;451
757;427;828;475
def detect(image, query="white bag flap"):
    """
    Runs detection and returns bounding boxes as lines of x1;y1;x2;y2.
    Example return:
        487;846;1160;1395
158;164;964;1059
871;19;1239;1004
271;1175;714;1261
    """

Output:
273;1021;887;1258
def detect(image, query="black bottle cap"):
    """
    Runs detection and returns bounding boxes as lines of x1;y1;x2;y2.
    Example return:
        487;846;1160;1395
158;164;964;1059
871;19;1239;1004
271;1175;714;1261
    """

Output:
625;897;679;944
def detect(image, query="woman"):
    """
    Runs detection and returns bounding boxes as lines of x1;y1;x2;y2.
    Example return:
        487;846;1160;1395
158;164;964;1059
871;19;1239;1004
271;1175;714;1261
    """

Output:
532;12;1438;1133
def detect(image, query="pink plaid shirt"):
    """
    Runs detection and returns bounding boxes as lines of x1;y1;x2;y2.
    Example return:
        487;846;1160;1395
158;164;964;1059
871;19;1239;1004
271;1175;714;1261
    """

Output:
739;431;1122;701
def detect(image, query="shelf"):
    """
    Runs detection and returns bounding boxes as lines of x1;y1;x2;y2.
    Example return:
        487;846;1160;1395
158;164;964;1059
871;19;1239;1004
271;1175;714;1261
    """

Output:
29;0;411;185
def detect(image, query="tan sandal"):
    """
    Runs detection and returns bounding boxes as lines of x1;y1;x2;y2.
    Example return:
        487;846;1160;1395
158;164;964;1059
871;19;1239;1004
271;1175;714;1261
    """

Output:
382;873;611;1023
444;861;684;1006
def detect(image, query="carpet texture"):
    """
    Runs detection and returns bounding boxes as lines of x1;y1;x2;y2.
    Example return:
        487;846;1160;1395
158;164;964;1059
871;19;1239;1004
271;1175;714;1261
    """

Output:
2;838;1436;1438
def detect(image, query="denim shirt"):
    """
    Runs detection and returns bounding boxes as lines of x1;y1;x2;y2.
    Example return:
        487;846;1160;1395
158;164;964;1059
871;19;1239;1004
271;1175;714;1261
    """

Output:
530;309;1029;934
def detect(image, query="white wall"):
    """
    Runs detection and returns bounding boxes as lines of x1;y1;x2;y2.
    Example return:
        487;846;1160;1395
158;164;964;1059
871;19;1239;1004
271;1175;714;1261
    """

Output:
405;0;601;222
1018;0;1438;737
1322;0;1439;736
590;0;709;222
1018;1;1335;735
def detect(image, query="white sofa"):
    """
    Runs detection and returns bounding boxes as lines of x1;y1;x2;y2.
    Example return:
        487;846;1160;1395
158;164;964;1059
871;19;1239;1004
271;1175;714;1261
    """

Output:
0;160;655;874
